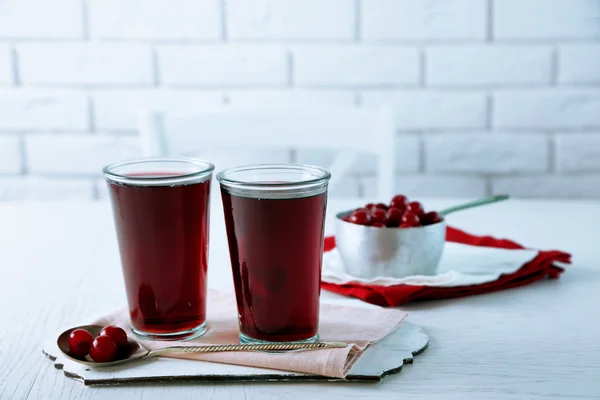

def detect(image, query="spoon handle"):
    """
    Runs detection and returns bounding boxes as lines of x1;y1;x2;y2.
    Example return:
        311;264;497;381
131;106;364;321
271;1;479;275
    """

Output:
148;341;348;356
439;194;509;216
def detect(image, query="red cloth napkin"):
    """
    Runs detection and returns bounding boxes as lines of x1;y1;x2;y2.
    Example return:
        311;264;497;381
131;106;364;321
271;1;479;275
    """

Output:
321;226;571;307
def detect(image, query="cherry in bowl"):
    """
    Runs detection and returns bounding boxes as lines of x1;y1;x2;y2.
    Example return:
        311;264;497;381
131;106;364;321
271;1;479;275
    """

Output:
370;208;387;224
339;193;442;229
349;209;371;226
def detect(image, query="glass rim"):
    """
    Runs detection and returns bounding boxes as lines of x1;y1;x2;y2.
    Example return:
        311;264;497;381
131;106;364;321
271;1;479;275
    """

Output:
103;157;215;186
216;164;331;199
216;164;331;187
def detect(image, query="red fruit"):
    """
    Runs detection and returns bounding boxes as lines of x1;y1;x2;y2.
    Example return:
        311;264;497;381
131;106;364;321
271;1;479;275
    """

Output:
422;211;443;225
69;328;93;358
390;194;409;209
385;207;404;227
395;203;408;215
365;203;376;210
99;325;128;348
349;209;371;225
374;203;388;210
407;201;425;216
90;335;117;363
370;208;387;224
398;222;413;228
371;221;386;228
401;212;421;227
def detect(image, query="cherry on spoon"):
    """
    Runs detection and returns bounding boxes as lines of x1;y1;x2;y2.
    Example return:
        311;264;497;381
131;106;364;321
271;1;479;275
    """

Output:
57;325;347;368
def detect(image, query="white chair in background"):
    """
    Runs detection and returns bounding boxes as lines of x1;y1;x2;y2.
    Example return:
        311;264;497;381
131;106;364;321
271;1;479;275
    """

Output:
138;106;396;200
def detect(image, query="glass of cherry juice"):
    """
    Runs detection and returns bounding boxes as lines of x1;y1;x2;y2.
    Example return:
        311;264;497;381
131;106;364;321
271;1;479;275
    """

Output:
103;158;214;341
217;164;331;344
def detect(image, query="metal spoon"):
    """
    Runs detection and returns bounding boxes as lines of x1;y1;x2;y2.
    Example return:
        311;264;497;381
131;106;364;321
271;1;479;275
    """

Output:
437;194;509;217
57;325;347;368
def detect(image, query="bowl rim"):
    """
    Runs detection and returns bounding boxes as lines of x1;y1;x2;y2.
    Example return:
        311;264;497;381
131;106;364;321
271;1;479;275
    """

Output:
335;208;446;229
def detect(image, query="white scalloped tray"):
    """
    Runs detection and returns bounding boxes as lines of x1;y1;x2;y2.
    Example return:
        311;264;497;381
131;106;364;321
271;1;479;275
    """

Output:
43;321;428;386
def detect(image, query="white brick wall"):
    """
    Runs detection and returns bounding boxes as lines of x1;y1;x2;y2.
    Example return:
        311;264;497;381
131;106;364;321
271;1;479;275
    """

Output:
25;135;141;176
227;0;355;40
494;0;600;39
363;175;487;198
0;90;88;131
18;44;153;86
362;91;487;130
0;178;94;201
426;46;553;86
158;45;288;86
361;0;487;41
0;0;83;39
293;46;420;87
0;45;12;85
492;176;600;199
0;136;22;174
556;134;600;172
425;134;549;173
224;90;356;107
1;0;600;200
494;89;600;130
93;89;225;131
558;45;600;84
296;134;421;174
89;0;221;40
188;147;290;173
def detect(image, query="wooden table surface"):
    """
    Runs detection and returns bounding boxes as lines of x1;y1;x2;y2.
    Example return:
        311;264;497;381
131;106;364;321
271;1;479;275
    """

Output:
1;197;599;399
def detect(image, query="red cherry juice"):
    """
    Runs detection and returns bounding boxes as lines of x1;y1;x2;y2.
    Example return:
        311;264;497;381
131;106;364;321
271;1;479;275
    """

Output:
107;172;211;335
221;189;327;342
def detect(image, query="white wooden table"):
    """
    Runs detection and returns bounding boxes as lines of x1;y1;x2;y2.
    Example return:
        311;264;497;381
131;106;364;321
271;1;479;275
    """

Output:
2;197;599;399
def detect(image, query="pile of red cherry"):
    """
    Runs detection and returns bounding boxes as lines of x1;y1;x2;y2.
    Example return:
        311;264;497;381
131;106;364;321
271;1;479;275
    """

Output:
69;325;128;363
341;194;443;228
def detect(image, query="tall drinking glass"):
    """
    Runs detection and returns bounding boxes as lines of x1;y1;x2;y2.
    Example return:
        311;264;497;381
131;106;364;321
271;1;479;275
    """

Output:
217;164;331;344
103;158;214;341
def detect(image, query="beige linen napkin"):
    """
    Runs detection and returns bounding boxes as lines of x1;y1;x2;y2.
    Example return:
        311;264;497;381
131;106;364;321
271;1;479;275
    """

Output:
94;290;406;378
